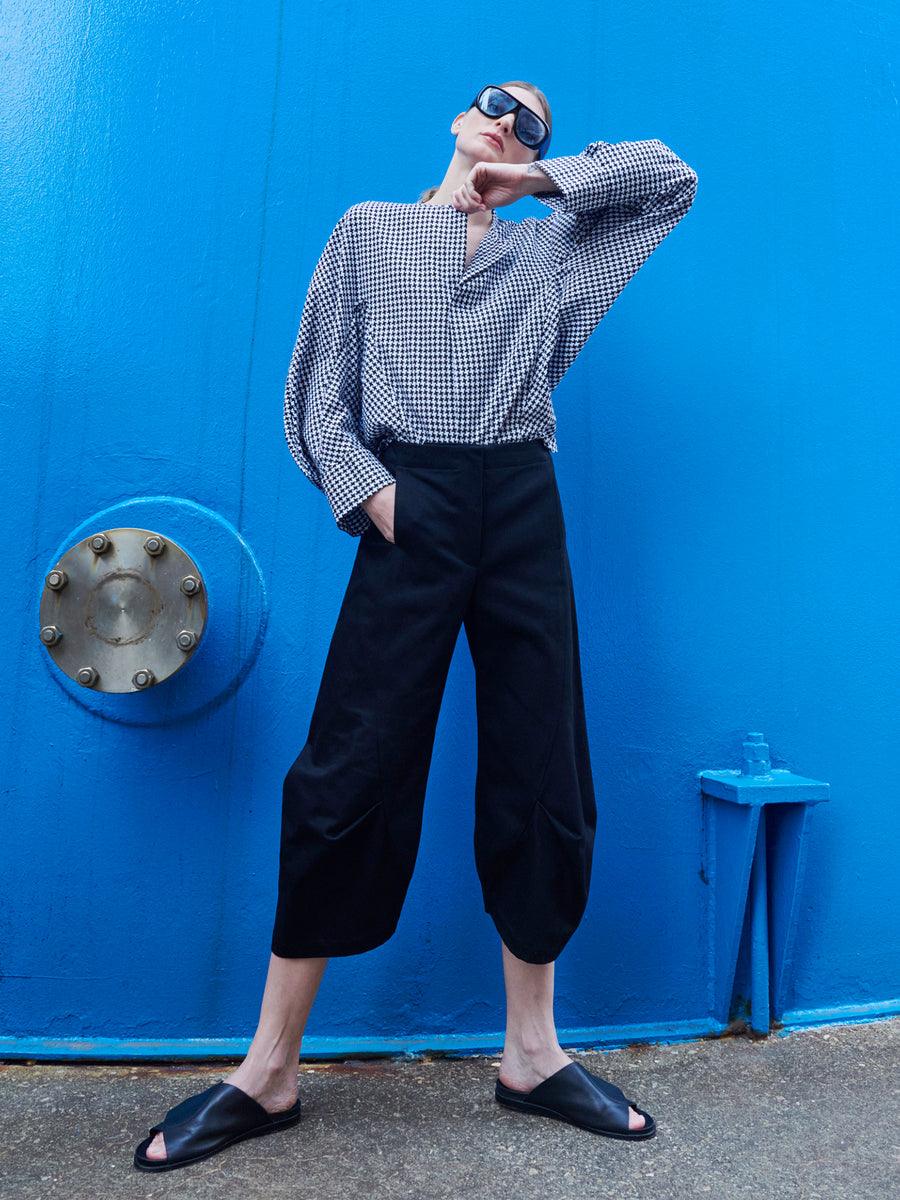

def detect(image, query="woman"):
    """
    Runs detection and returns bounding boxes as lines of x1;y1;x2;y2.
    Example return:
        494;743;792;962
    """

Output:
135;80;696;1172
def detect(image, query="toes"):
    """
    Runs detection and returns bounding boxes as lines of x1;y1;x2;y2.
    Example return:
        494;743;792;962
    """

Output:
628;1106;646;1131
145;1132;167;1161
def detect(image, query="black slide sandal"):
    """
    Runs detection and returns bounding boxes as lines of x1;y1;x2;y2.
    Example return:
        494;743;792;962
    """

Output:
134;1081;301;1172
495;1062;656;1140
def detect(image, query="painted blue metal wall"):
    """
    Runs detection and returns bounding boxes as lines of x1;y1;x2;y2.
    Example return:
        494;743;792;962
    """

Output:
2;0;899;1056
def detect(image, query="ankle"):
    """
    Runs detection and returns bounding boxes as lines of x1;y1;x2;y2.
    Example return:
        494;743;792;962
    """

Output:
499;1041;571;1092
231;1052;298;1090
503;1025;564;1063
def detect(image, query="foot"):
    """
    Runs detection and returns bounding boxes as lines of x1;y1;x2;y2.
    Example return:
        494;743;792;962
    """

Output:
142;1064;299;1163
498;1048;646;1132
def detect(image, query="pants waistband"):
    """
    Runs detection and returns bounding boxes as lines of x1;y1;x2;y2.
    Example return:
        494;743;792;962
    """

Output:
380;440;549;470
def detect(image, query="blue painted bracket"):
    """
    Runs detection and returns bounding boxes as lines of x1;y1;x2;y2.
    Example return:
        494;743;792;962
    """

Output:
699;734;829;1034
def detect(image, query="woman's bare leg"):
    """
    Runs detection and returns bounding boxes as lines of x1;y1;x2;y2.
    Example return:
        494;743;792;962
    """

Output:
498;942;645;1131
144;954;327;1162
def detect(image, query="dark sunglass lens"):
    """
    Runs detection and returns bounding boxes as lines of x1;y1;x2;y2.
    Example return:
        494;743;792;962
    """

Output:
480;87;515;117
515;109;546;147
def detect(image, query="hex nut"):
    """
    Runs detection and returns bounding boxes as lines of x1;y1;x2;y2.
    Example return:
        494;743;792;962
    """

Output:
89;533;111;554
76;666;99;687
143;535;166;557
176;629;199;652
132;669;156;690
180;575;202;596
45;570;68;591
40;625;63;646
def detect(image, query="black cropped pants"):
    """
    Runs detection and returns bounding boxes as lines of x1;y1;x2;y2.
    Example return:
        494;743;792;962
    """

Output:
272;441;596;965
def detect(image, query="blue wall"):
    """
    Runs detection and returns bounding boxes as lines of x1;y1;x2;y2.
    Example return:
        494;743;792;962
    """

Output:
2;0;899;1055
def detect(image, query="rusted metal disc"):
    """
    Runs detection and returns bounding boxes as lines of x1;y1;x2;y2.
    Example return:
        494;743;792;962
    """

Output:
38;528;208;693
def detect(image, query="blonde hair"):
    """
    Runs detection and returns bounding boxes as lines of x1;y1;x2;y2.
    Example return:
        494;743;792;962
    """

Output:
419;80;552;203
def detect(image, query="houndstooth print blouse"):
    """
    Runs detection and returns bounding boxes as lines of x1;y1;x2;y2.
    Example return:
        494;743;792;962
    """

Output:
284;140;697;534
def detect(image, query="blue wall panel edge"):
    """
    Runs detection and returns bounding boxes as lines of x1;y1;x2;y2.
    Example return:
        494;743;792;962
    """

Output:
0;1019;720;1062
779;998;900;1032
5;1005;900;1061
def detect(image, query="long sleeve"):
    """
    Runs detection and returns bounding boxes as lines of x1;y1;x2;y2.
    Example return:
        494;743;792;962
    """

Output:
283;211;395;535
534;140;697;388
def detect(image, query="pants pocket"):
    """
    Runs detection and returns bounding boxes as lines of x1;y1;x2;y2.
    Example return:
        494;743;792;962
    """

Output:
391;469;404;548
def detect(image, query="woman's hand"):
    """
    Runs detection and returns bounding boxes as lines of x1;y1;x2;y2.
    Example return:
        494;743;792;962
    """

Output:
452;161;553;212
362;482;396;543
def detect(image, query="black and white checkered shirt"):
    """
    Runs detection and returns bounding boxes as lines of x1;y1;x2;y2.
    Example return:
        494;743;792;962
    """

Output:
284;140;697;534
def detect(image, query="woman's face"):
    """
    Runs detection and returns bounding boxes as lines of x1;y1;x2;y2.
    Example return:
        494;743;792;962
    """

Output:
451;86;546;166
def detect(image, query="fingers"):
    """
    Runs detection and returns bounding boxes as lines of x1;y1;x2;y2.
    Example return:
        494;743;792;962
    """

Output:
452;180;485;212
451;162;526;212
452;163;490;212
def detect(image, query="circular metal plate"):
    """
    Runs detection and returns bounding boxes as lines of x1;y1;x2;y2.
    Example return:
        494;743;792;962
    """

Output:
39;528;208;693
39;497;267;726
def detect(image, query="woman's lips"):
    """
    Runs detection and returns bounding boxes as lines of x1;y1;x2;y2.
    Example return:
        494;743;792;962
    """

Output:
481;132;504;152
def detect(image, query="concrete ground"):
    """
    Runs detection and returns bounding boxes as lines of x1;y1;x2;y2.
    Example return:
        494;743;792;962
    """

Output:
0;1018;898;1200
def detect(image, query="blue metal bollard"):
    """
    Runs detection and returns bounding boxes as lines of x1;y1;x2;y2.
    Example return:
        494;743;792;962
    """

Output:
700;734;829;1034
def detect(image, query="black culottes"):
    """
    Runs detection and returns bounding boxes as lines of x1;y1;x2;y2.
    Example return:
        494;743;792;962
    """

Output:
272;441;596;965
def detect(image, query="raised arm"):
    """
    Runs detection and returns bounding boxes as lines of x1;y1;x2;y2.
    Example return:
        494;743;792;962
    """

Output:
450;159;561;212
451;139;696;219
528;141;697;388
453;140;697;388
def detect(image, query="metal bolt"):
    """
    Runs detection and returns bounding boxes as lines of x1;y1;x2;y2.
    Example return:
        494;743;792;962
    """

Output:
742;732;772;777
132;668;156;690
45;570;68;591
76;666;99;688
176;629;199;652
180;575;201;596
89;533;111;555
40;625;63;646
144;535;166;557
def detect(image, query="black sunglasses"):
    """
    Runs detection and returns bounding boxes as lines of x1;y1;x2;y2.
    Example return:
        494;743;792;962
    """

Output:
471;85;551;159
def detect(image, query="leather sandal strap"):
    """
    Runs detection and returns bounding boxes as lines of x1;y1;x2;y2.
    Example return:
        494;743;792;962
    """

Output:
527;1063;631;1134
155;1083;270;1160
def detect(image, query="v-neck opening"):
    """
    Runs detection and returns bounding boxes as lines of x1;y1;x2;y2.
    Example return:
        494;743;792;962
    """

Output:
418;203;501;280
463;210;496;276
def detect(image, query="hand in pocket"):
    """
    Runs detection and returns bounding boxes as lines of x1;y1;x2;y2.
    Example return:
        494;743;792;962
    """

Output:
362;483;397;543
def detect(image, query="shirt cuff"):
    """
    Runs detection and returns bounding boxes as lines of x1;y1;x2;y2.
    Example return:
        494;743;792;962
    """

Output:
324;451;396;536
531;145;614;213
